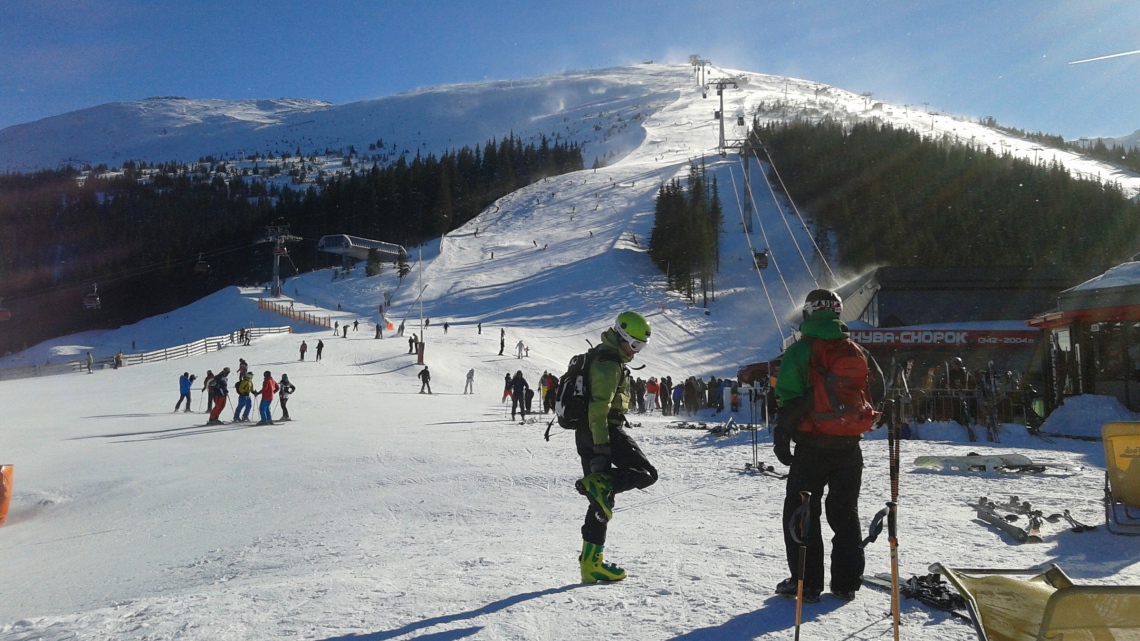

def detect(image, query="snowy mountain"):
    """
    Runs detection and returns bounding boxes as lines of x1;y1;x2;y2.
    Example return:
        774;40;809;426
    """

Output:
3;62;1140;641
1083;128;1140;150
3;63;1139;199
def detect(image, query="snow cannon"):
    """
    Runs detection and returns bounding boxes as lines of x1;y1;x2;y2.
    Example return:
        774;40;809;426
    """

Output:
0;464;12;526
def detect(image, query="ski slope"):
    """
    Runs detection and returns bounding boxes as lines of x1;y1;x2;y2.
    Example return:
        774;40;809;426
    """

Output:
3;66;1140;640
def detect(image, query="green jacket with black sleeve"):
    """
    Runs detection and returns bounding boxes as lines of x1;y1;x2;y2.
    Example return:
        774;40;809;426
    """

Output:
586;328;633;446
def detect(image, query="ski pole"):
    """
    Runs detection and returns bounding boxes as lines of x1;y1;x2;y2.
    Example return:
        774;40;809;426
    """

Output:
888;500;900;641
788;490;812;641
888;406;901;641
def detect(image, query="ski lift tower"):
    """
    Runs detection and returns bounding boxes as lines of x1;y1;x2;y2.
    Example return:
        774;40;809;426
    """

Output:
257;222;302;297
706;76;745;156
689;55;711;88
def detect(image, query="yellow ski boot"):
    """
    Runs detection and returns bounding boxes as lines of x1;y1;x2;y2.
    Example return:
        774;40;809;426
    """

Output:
575;472;614;521
580;541;626;584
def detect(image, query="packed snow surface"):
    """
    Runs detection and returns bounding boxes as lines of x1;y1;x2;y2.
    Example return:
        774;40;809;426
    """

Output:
3;65;1140;640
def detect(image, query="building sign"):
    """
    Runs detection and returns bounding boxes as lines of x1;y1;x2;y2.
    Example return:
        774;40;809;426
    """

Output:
849;329;1038;348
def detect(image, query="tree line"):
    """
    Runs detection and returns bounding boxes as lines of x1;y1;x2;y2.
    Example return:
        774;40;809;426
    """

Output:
649;163;723;305
0;135;583;353
751;119;1140;270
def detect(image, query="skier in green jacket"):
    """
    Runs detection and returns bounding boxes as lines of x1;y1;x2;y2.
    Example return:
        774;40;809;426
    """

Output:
575;311;658;584
773;289;883;603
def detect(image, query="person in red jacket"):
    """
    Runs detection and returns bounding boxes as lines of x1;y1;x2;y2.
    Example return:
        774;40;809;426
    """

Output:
258;371;279;425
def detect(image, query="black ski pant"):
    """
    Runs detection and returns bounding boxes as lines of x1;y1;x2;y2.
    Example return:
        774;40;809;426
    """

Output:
175;392;191;411
781;443;864;594
511;394;526;420
576;424;658;546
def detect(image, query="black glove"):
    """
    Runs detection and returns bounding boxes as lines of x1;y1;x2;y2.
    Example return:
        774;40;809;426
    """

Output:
773;426;794;466
773;396;807;467
589;443;612;474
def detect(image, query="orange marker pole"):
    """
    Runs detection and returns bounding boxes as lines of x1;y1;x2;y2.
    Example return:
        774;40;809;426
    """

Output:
0;464;13;526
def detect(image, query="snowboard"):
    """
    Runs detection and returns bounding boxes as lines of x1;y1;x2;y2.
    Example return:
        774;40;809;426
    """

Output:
914;453;1035;473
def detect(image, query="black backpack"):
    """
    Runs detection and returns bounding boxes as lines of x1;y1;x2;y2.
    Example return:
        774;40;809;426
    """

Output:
544;347;620;441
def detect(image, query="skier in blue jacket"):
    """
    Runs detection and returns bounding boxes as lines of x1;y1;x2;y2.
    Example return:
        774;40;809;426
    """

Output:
175;372;196;412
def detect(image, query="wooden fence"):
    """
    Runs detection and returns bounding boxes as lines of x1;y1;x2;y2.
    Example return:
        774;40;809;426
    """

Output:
258;299;331;328
0;326;292;381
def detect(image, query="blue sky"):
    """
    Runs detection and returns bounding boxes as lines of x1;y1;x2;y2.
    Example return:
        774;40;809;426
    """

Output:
1;0;1137;138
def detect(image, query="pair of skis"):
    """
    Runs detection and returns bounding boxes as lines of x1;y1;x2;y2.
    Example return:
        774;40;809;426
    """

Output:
742;461;787;479
970;495;1096;543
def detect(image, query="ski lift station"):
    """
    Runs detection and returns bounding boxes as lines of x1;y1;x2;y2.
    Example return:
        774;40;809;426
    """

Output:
316;235;407;263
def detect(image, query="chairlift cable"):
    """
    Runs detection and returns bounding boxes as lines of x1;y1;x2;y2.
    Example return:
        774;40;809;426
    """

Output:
728;165;787;343
1;242;261;304
735;157;800;309
759;143;838;284
747;148;819;288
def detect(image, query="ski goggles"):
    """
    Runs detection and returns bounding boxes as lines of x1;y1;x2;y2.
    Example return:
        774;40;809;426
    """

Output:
615;326;649;353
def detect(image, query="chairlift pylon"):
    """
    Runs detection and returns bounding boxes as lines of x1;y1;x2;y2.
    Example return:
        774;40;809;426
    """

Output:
83;284;102;310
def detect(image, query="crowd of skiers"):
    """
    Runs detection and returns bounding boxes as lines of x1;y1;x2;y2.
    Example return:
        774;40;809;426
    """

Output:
175;357;296;425
490;369;742;423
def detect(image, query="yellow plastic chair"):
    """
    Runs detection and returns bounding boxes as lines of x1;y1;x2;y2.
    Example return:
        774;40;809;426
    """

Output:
1104;422;1140;536
931;564;1140;641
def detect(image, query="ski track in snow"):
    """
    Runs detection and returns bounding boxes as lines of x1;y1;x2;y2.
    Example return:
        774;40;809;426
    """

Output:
2;64;1140;640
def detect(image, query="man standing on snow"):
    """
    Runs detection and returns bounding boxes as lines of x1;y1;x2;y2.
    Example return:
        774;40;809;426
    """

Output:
207;367;231;425
258;371;278;425
233;372;254;422
175;372;195;412
464;368;475;395
315;340;324;362
418;366;432;394
278;374;296;421
299;340;308;361
773;289;883;604
515;340;525;359
499;328;506;356
574;311;658;584
510;370;530;421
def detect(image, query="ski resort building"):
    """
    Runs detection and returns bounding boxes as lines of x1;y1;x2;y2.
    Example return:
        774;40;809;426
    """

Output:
316;235;407;263
1029;262;1140;414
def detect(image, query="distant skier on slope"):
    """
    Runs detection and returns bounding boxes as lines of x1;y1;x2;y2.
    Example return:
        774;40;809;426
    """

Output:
207;367;231;425
418;366;432;394
315;340;324;362
278;374;296;421
574;311;658;584
258;371;278;425
175;372;195;412
510;371;530;421
464;368;475;394
233;372;254;422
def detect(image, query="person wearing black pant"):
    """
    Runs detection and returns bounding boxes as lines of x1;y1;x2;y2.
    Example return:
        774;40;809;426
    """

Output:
510;371;529;421
574;312;657;584
773;289;883;603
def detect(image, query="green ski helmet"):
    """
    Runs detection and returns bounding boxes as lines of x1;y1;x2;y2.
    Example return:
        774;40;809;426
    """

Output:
614;311;651;353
